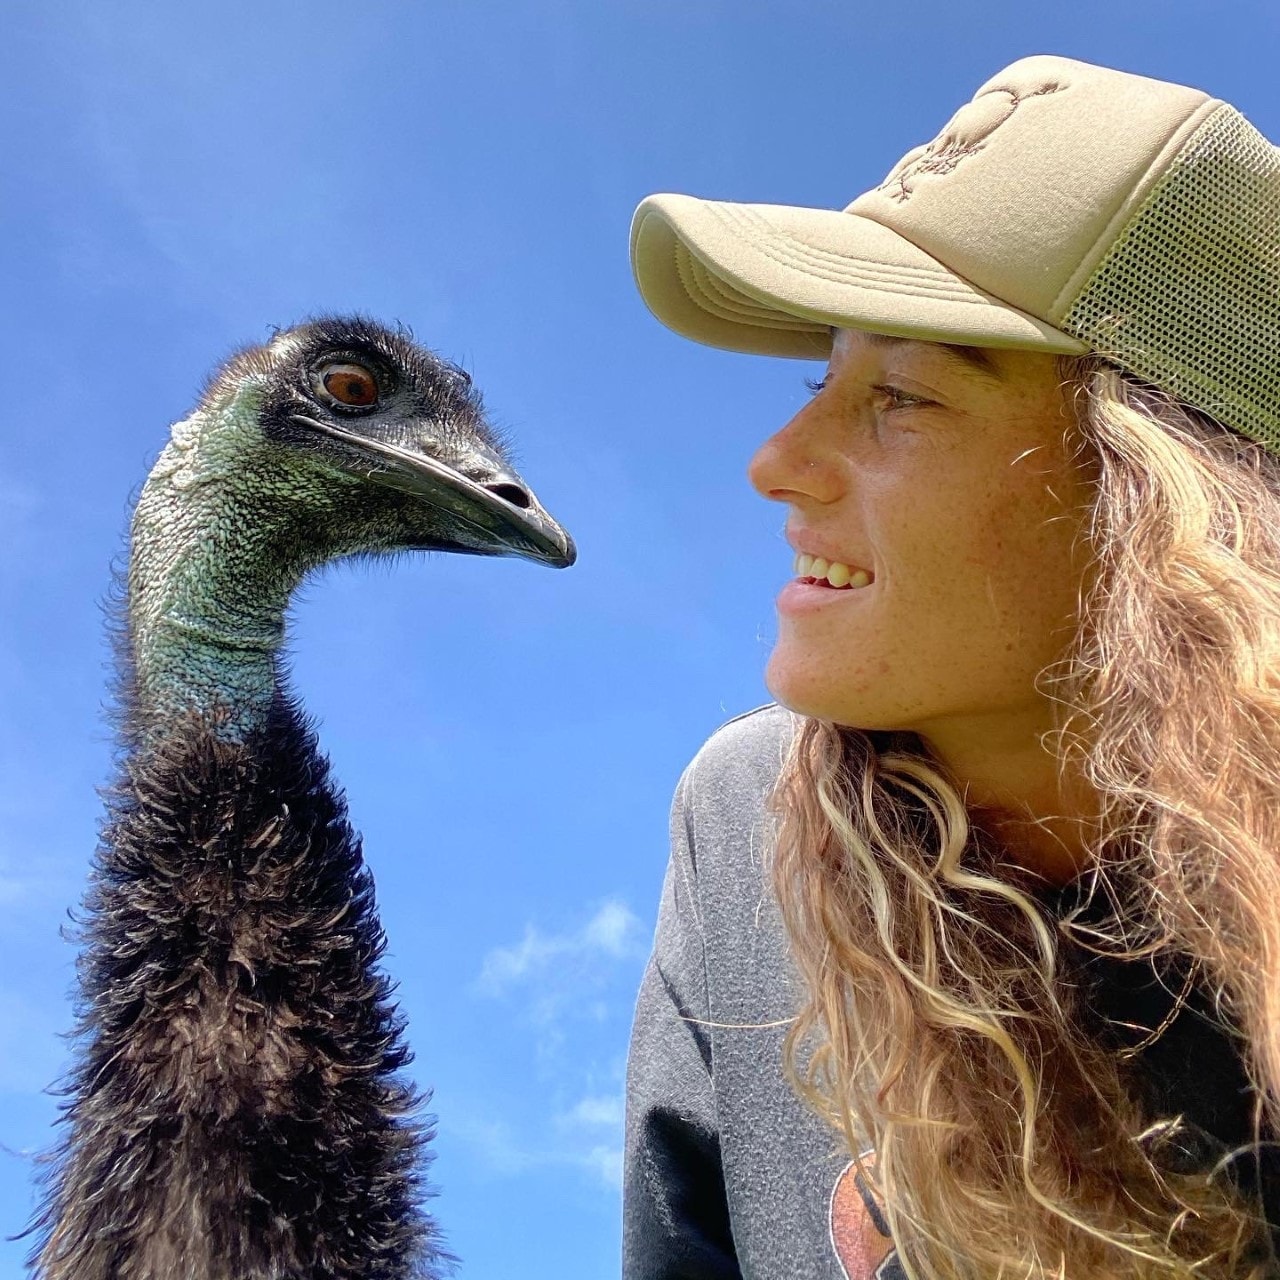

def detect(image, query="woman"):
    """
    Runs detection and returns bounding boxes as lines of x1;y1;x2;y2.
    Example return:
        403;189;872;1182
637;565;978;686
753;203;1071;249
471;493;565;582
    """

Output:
623;55;1280;1278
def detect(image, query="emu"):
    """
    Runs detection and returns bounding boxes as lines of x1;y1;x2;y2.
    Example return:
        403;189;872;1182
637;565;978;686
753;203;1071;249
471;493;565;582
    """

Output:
30;316;575;1279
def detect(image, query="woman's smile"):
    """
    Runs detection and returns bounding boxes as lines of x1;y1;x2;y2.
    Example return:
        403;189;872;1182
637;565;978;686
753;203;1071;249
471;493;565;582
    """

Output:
777;552;876;615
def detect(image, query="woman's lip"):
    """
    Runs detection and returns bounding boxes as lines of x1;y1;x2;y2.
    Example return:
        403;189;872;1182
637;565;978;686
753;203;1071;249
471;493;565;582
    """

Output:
776;578;875;616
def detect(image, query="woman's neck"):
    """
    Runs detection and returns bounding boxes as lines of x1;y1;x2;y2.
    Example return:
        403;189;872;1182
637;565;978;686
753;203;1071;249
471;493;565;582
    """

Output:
919;705;1102;886
968;807;1098;887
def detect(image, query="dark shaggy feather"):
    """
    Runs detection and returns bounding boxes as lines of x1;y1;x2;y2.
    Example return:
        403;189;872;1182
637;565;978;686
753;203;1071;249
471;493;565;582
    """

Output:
29;689;448;1280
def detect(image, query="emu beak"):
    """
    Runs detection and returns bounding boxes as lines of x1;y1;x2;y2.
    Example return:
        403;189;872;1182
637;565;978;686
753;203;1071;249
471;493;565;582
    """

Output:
295;415;576;568
393;443;578;569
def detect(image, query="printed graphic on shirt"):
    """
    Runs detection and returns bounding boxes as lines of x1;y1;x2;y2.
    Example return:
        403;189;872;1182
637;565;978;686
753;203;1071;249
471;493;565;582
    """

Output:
829;1151;906;1280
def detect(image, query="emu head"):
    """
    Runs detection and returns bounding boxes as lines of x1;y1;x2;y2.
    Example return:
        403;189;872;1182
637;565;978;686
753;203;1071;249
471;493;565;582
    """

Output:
127;316;574;732
135;315;575;576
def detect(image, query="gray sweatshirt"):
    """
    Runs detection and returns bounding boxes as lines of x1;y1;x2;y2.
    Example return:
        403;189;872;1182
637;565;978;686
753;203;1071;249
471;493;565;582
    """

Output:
622;703;904;1279
621;703;1280;1279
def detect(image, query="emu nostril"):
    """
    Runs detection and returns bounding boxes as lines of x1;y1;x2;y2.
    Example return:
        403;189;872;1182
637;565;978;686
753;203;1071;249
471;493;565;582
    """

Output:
487;482;532;509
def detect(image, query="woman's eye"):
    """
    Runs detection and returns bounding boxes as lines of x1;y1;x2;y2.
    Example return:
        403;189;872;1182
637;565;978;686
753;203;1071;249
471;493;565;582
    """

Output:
319;362;379;408
803;377;930;410
873;384;930;411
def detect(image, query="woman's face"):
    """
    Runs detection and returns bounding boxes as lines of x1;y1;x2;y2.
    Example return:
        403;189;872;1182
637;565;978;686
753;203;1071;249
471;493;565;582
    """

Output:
748;328;1096;738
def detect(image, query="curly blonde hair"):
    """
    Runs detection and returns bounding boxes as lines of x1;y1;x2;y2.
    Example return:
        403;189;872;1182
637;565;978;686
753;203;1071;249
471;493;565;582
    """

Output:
771;355;1280;1277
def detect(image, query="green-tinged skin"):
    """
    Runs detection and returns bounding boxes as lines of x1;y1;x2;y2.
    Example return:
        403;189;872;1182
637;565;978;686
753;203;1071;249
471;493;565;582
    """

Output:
130;383;300;737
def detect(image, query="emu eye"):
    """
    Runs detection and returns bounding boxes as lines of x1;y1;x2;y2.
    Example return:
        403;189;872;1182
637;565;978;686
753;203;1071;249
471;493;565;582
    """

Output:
319;362;379;408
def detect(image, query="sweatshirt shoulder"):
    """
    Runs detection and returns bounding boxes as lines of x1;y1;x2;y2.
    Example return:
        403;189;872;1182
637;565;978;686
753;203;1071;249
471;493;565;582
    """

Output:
677;702;798;813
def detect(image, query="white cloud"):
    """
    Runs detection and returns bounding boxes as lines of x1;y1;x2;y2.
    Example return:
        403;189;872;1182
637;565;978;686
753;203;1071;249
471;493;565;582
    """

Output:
554;1091;626;1187
559;1092;624;1129
448;1113;538;1178
580;1144;623;1190
474;927;556;992
581;901;639;956
475;899;644;996
450;1109;623;1191
460;909;639;1195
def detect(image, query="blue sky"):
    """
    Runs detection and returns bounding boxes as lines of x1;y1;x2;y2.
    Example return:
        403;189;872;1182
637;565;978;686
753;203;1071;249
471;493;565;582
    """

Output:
1;2;1276;1275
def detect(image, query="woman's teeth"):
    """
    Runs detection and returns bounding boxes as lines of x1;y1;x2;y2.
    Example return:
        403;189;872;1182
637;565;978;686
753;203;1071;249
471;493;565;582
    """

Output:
793;552;872;589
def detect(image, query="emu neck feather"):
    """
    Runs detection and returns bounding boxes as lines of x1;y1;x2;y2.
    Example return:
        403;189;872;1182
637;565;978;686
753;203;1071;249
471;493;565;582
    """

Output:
128;392;329;738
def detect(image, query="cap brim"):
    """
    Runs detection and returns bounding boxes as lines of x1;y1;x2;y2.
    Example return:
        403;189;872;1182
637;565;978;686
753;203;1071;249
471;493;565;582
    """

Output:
630;193;1088;360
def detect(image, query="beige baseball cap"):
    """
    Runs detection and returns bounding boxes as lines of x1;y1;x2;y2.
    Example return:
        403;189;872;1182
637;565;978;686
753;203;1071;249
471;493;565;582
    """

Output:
630;54;1280;452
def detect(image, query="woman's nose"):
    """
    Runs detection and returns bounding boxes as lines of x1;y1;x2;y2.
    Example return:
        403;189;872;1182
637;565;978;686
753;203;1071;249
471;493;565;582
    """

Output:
748;403;844;505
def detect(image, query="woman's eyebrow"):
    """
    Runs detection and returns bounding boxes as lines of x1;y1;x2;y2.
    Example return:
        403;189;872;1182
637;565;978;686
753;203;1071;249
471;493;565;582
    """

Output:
857;332;1005;383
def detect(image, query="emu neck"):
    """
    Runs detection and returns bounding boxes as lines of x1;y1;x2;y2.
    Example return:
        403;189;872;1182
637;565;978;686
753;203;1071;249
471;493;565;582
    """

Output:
128;398;310;741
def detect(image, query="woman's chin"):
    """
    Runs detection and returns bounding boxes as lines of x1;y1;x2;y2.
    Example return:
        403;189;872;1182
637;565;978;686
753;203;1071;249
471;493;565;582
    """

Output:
764;647;905;730
764;650;848;722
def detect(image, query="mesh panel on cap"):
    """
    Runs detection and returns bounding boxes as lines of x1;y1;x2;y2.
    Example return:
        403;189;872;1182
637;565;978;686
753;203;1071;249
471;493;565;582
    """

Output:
1064;105;1280;453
